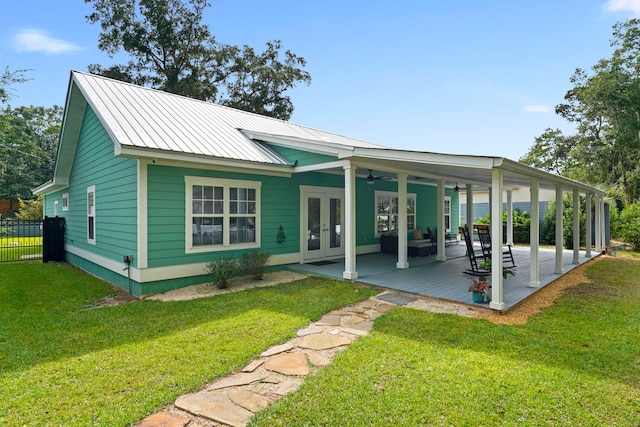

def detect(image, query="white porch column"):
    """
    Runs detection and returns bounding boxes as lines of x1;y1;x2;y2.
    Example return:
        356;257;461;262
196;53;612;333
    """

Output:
529;178;540;288
595;194;602;253
572;188;580;265
396;173;409;269
466;184;473;227
343;163;358;280
555;184;564;274
436;179;446;261
506;189;514;246
488;187;493;221
585;192;592;258
490;169;504;310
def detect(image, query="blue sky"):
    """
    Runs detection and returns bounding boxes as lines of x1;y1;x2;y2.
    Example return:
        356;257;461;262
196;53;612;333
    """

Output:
2;0;640;160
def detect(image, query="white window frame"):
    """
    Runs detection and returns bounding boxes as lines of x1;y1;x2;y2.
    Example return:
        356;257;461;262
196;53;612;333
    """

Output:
87;185;96;245
185;176;261;254
374;190;417;237
444;196;452;232
62;193;69;211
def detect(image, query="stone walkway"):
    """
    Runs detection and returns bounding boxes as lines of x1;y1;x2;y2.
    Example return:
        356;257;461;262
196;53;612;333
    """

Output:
135;291;479;427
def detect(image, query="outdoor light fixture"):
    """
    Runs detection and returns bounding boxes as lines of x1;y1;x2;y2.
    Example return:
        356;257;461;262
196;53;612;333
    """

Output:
454;183;460;192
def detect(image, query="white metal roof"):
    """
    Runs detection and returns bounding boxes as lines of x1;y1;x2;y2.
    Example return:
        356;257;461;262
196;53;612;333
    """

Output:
72;71;385;165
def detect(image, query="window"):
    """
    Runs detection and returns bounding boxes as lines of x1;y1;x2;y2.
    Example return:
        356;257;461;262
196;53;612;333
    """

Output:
54;200;59;216
375;191;416;236
87;185;96;244
444;196;451;232
185;177;260;253
62;193;69;211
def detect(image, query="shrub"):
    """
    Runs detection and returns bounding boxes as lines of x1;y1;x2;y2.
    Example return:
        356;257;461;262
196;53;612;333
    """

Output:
206;257;240;289
240;250;271;280
617;203;640;250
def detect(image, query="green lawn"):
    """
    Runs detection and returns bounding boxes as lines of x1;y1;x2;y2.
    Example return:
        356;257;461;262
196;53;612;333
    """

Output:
0;236;42;261
251;254;640;426
0;262;378;426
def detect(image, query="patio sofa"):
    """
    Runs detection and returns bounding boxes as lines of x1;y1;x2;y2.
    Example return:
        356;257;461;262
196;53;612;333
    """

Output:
380;230;437;257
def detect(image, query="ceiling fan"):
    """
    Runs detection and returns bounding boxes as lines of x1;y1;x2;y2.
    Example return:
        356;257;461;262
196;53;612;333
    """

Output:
366;170;390;185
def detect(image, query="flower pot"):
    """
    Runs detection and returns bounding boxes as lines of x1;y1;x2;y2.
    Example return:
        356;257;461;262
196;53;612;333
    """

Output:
471;291;485;303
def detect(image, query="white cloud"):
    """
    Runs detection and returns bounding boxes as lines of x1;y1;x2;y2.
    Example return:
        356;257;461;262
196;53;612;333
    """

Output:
604;0;640;14
524;104;551;113
12;28;81;54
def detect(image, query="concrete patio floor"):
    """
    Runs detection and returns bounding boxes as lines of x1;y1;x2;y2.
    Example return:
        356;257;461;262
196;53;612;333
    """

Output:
288;244;598;311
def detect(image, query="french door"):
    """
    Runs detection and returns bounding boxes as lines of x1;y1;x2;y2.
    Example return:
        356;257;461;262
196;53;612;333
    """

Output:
301;187;344;261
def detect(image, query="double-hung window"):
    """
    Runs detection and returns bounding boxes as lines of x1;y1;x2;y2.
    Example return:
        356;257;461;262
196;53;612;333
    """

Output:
444;196;451;232
87;185;96;244
185;177;260;253
375;191;416;236
62;193;69;211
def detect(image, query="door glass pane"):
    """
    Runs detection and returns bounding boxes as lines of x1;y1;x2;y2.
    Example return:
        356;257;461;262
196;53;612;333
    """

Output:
330;198;341;249
307;198;321;251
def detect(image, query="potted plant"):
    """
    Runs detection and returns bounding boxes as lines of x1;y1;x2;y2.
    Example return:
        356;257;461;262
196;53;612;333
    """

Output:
468;276;489;303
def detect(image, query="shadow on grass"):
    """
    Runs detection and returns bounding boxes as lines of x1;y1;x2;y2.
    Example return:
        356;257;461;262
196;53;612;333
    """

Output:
0;262;376;374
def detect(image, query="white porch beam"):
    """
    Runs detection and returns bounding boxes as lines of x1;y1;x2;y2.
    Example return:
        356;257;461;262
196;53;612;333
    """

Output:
585;192;592;258
506;189;514;246
396;173;409;269
555;184;564;274
343;163;358;280
436;179;446;261
572;188;580;265
466;184;473;227
529;178;540;288
595;194;602;252
489;169;504;310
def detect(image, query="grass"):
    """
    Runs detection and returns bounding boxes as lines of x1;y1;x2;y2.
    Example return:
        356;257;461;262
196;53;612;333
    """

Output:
0;262;378;426
251;253;640;426
0;236;42;261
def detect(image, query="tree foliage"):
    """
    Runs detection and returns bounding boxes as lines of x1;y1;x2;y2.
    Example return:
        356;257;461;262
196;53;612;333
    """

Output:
0;106;62;214
0;67;30;106
522;19;640;204
85;0;311;120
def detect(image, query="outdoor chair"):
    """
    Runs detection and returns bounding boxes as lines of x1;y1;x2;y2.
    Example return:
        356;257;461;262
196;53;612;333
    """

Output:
459;225;489;276
473;224;516;269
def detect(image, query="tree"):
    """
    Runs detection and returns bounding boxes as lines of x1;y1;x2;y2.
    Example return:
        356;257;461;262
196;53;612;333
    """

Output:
0;67;30;106
0;106;62;214
519;128;577;176
525;19;640;204
85;0;311;120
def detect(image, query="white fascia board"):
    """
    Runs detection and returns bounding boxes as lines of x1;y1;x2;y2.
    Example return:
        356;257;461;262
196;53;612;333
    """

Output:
350;147;497;169
33;178;70;195
118;146;293;177
240;130;356;157
293;160;351;173
498;158;605;195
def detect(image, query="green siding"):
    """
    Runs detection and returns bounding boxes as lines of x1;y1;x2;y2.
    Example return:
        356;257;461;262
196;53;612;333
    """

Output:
267;144;338;167
62;106;138;265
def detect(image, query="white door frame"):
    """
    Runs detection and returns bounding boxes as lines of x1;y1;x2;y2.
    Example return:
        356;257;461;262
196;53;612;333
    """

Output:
300;186;345;262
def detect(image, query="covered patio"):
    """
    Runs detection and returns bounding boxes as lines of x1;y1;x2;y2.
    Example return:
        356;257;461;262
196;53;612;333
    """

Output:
289;245;597;311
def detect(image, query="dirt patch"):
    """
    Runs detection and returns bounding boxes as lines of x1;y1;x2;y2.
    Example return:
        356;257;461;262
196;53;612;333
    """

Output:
84;283;139;309
145;270;308;302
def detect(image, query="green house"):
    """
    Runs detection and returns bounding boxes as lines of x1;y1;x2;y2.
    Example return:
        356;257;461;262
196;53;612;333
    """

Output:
35;71;605;310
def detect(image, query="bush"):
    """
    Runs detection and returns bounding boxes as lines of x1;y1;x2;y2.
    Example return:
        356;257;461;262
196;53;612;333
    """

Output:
240;250;271;280
206;257;240;289
617;203;640;250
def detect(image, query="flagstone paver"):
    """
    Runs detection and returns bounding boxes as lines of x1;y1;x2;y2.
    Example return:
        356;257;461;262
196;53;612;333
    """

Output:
227;389;270;413
260;342;294;357
175;393;253;427
264;352;309;376
136;412;190;427
207;371;265;390
298;332;352;350
138;291;434;427
241;359;265;373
